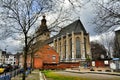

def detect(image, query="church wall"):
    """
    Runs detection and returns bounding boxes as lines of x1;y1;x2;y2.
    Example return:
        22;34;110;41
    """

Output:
33;18;91;69
53;31;91;63
36;32;50;42
85;34;91;59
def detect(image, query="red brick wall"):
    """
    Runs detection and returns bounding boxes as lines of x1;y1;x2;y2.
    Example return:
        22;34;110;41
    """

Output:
43;62;80;69
33;45;59;69
95;60;110;67
57;62;80;69
28;45;80;69
34;58;43;69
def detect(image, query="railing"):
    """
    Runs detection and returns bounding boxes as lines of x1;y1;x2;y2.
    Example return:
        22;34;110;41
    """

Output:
0;68;31;80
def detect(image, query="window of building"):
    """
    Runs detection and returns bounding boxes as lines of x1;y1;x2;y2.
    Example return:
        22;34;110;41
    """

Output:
76;37;81;58
70;38;72;59
9;59;13;61
55;42;57;50
64;40;66;59
84;38;87;58
104;60;109;65
52;55;56;60
92;61;95;66
59;42;61;53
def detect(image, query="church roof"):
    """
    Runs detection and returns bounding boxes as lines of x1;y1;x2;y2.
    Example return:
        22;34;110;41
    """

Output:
46;19;87;44
59;19;87;34
32;19;88;52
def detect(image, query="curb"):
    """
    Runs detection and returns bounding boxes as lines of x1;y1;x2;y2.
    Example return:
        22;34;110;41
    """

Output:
39;71;46;80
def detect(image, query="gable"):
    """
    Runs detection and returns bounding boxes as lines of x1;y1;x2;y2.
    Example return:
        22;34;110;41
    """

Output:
59;19;87;34
45;19;87;44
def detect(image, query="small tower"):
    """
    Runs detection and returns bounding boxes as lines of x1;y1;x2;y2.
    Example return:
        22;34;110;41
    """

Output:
36;15;50;42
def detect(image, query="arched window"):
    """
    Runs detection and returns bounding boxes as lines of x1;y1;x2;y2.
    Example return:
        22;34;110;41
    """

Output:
84;38;87;58
70;38;72;59
63;40;66;59
76;37;81;58
59;41;61;54
54;42;57;50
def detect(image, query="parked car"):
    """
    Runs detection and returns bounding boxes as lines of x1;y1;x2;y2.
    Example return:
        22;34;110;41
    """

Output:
2;64;13;72
0;65;5;73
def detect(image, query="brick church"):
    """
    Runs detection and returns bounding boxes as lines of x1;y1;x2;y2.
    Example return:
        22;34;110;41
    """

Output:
31;16;91;69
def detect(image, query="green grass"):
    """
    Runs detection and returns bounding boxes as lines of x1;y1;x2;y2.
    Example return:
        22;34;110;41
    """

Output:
43;70;120;80
43;70;91;80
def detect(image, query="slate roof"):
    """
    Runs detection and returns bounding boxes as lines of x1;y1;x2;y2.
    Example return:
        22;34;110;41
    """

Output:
59;19;87;35
32;19;88;52
45;19;87;44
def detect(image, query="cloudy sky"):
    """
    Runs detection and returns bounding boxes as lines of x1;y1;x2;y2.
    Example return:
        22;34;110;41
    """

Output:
0;0;97;53
0;0;114;54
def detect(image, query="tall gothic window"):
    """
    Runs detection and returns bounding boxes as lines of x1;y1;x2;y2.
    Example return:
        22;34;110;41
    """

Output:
59;42;61;52
76;37;81;58
55;42;57;50
84;38;87;58
70;38;72;59
64;40;66;59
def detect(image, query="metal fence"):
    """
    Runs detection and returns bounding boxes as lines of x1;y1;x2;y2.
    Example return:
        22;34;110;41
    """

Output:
0;68;31;80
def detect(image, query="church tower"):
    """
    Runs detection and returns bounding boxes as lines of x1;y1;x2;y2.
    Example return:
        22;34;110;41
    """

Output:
36;15;50;42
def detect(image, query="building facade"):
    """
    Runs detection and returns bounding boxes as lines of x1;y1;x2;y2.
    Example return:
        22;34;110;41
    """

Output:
0;49;3;64
33;45;59;69
114;30;120;57
47;20;91;63
36;15;50;42
5;54;16;65
0;50;16;65
32;16;91;69
0;50;6;64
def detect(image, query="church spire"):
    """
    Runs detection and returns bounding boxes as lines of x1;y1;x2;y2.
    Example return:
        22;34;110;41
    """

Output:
36;15;50;42
41;15;46;27
39;15;49;32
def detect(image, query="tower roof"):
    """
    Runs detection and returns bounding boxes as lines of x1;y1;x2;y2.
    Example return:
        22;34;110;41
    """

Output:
36;16;49;34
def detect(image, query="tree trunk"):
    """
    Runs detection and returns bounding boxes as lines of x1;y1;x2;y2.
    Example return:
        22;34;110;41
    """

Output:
30;51;34;72
22;34;28;80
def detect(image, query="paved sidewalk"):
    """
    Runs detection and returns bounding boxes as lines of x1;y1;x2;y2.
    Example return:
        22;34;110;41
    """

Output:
66;68;120;76
39;71;46;80
11;70;40;80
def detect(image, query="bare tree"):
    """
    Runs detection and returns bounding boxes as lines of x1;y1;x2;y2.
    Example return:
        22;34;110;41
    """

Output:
98;32;114;58
91;41;107;60
0;0;90;80
93;0;120;33
0;0;56;80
